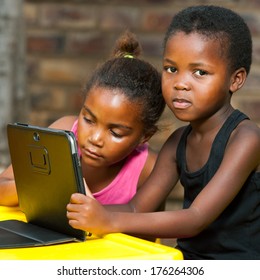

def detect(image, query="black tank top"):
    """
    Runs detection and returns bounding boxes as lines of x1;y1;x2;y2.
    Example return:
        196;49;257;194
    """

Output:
176;110;260;259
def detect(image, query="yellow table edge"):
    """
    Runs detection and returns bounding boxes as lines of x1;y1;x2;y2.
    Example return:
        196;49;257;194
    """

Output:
0;206;183;260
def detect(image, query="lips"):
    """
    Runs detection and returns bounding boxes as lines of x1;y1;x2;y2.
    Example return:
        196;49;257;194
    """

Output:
83;148;102;159
172;98;191;109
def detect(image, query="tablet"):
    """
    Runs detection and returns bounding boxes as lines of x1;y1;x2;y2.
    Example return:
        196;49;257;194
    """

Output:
0;123;86;248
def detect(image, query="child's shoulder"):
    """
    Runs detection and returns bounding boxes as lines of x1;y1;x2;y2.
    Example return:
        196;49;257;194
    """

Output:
48;115;78;130
233;118;260;141
167;125;189;145
160;125;189;156
229;118;260;156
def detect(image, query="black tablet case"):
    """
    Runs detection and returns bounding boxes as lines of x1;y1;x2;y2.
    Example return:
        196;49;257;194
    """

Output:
0;123;86;249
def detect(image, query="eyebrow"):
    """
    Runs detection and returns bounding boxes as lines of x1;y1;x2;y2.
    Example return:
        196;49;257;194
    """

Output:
83;105;95;119
164;58;211;68
83;105;133;131
163;58;174;64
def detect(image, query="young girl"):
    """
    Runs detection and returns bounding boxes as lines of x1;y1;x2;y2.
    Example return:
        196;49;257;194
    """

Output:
0;31;165;207
66;6;260;259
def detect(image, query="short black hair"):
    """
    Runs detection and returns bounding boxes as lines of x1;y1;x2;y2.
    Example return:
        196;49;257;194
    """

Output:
164;5;252;74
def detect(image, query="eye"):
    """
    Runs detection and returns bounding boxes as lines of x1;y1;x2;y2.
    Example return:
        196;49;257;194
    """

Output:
83;116;93;124
194;69;208;76
110;130;123;138
164;66;177;74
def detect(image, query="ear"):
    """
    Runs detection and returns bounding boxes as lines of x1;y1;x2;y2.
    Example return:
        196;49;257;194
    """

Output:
139;129;157;145
229;67;247;93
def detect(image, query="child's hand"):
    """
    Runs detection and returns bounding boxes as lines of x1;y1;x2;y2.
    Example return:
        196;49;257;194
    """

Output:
66;193;114;236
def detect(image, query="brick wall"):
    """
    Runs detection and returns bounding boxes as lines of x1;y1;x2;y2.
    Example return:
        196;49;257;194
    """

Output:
0;0;26;166
24;0;260;139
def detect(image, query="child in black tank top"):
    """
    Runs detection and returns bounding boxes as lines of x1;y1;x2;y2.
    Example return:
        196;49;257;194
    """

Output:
66;5;260;260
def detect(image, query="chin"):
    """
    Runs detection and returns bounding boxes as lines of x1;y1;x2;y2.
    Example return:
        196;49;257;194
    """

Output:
172;110;190;121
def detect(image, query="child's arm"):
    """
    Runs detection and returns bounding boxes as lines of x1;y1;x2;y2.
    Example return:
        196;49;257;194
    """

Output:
0;165;18;206
67;127;183;234
67;121;260;238
137;148;158;187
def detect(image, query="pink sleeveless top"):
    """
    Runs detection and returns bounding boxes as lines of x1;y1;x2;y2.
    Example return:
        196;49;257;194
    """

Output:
71;119;148;204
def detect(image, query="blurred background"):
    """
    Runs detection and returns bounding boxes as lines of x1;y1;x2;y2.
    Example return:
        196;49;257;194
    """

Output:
0;0;260;245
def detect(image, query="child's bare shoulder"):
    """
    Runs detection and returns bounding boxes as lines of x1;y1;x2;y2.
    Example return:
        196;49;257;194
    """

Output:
158;126;189;160
167;125;189;145
49;115;78;130
232;119;260;144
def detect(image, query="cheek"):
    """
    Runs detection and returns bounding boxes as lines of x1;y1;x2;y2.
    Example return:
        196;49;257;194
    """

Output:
103;145;130;166
105;138;140;163
77;120;88;144
108;138;136;154
161;75;171;98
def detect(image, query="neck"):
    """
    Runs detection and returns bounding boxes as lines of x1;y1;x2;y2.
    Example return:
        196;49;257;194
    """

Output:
190;106;234;137
81;160;125;193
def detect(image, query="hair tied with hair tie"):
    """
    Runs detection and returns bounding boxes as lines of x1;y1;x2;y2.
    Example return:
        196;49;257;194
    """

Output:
124;53;134;59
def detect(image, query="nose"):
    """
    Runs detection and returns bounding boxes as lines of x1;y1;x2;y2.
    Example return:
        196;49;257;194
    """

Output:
173;73;191;91
174;81;190;91
88;127;104;147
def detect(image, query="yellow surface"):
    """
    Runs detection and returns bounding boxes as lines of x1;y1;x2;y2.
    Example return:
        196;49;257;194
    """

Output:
0;206;183;260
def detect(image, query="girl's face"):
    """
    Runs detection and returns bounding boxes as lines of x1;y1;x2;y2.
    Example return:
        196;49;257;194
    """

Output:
162;32;234;123
77;87;147;168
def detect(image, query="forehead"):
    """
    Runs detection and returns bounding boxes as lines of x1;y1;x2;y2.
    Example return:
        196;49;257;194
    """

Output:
85;87;143;123
164;31;227;61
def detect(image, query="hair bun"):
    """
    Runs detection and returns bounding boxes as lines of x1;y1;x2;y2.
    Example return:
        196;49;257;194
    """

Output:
112;30;142;58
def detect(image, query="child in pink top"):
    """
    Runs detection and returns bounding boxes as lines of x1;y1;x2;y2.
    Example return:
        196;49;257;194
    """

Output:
0;31;165;208
71;119;148;204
